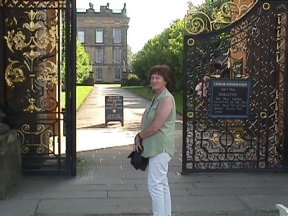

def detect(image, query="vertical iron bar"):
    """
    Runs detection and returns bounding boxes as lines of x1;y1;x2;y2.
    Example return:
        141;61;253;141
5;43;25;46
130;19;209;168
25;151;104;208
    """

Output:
182;35;188;174
65;0;70;175
282;2;288;169
57;3;62;172
70;0;77;176
65;0;77;175
1;2;7;111
0;2;3;104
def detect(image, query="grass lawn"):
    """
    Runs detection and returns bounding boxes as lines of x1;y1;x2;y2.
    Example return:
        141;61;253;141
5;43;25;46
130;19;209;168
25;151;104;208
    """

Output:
76;86;94;109
122;86;183;114
61;86;94;110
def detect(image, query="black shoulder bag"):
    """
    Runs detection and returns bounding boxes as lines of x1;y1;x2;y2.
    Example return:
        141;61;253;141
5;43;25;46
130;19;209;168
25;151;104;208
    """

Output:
127;134;148;171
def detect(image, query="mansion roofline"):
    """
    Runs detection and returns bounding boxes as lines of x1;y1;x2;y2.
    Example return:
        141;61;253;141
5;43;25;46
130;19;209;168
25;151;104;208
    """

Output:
77;3;127;17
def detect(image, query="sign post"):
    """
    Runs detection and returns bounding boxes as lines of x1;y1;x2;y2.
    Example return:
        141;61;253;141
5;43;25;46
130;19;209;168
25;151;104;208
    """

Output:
105;95;124;126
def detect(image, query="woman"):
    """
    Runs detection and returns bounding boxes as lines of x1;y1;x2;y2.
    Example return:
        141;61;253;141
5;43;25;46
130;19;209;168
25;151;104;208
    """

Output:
134;64;176;216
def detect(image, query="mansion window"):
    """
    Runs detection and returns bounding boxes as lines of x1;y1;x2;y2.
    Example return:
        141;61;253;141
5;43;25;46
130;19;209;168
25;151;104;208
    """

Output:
95;29;103;44
113;47;121;63
78;31;85;43
95;67;103;80
114;67;121;81
95;48;104;63
113;28;122;44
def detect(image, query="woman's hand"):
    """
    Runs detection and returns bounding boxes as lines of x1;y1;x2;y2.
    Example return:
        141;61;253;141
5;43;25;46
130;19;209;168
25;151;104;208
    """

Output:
133;141;143;152
133;133;143;152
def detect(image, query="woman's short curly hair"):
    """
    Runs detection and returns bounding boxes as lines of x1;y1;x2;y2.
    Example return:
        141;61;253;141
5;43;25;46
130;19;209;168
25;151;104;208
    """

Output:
149;64;173;91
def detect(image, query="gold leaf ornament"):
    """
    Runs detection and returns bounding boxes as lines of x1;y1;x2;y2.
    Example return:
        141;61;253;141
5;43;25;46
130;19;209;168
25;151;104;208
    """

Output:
23;50;41;61
23;10;42;32
185;1;256;35
5;30;29;52
5;59;26;88
24;98;42;113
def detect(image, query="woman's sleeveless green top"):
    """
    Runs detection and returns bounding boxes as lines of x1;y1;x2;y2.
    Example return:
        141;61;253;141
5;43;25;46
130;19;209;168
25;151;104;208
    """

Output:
141;89;176;158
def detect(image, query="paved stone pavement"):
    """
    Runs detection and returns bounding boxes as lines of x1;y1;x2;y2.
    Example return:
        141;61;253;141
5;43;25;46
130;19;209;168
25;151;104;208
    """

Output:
0;84;288;216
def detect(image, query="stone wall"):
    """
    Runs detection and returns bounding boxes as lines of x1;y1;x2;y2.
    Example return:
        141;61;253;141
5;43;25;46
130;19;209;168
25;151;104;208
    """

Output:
0;130;22;199
0;110;22;200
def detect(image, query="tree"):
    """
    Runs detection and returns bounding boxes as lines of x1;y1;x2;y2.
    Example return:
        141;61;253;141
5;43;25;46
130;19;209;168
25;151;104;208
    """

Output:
131;19;185;91
76;40;92;84
130;0;230;92
61;38;92;89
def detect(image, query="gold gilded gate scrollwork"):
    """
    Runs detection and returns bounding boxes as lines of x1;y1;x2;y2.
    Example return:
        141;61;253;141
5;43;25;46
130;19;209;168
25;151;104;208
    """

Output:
2;0;65;8
2;0;73;173
4;9;58;113
185;0;256;35
182;0;288;171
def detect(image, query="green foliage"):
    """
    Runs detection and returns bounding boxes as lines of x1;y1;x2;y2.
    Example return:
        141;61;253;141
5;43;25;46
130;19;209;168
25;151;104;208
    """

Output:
199;0;230;15
196;0;231;27
126;73;141;86
131;19;185;92
61;38;92;88
130;0;230;92
76;40;92;84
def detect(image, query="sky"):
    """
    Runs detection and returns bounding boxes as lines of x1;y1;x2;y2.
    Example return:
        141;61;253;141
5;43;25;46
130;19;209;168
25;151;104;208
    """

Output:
77;0;205;53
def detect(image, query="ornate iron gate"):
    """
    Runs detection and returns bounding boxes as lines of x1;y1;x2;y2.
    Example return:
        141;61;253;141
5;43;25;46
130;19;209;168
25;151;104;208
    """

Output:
182;0;288;173
0;0;77;175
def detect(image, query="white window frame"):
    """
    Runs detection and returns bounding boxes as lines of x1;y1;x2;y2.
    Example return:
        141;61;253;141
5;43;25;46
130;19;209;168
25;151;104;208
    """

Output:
95;29;104;44
113;28;122;44
78;30;85;43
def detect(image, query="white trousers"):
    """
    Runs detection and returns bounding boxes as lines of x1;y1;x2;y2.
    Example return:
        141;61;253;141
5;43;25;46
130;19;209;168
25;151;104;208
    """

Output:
148;152;172;216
